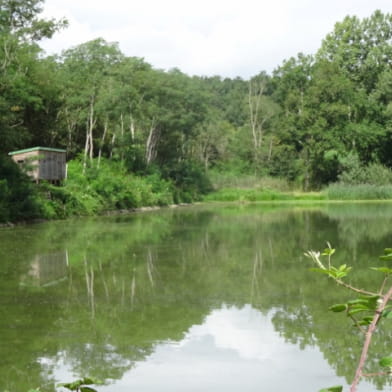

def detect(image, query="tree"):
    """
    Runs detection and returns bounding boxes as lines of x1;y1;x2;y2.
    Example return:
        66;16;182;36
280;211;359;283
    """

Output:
248;72;280;173
270;54;314;187
317;10;392;92
58;38;124;169
0;0;67;41
0;0;67;153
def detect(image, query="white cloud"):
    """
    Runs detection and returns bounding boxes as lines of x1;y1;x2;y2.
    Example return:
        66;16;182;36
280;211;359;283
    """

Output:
41;0;392;77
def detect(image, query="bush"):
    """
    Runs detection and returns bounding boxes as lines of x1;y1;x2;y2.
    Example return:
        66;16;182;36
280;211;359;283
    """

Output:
163;161;212;203
338;155;392;186
0;156;42;222
40;158;175;219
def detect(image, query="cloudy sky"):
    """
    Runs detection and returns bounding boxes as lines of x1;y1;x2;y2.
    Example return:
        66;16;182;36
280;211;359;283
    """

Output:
41;0;392;78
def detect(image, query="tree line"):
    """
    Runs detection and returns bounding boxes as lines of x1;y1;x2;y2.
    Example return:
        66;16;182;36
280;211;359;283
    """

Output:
1;1;392;220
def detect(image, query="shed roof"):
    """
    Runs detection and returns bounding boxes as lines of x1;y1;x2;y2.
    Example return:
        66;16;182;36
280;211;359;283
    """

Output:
8;146;66;156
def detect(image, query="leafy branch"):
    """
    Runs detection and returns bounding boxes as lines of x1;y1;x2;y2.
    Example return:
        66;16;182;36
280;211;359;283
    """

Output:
57;377;101;392
305;245;392;392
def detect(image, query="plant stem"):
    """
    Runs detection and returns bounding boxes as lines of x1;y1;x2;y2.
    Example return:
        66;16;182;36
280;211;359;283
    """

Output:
335;278;376;296
350;285;392;392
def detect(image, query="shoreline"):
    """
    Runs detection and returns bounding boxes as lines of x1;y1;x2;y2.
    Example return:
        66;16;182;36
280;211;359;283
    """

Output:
2;198;392;228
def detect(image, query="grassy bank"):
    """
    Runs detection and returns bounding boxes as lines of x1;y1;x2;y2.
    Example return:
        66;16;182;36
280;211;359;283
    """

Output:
204;184;392;203
203;188;326;202
4;158;392;224
325;184;392;200
36;159;176;220
0;157;212;223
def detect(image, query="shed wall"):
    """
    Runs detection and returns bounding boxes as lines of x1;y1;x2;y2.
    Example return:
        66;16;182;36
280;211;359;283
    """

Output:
10;149;66;181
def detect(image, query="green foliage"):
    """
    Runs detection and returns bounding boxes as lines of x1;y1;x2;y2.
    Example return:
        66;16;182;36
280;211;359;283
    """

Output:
338;155;392;186
0;155;42;222
204;188;325;202
379;248;392;262
306;245;392;390
319;387;343;392
310;264;352;279
379;357;392;368
164;160;212;203
40;158;174;218
208;170;292;191
325;184;392;200
58;377;101;392
327;295;381;327
4;5;392;221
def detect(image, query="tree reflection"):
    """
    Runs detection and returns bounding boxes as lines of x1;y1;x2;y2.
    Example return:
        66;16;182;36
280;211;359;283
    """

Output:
1;204;392;390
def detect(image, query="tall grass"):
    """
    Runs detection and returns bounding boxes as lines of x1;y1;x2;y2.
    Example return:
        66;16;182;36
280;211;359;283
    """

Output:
203;188;326;202
326;184;392;200
208;171;292;192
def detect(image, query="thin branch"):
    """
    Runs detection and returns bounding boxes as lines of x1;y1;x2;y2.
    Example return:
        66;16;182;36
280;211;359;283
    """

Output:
379;275;389;295
350;285;392;392
335;279;377;297
347;314;367;335
362;372;391;377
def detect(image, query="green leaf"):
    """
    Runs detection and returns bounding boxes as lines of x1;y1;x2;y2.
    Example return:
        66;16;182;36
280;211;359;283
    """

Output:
358;316;373;326
322;247;335;256
359;295;380;301
382;310;392;319
347;299;369;305
348;308;368;316
80;387;98;392
338;264;347;271
80;378;100;386
309;268;332;275
319;386;343;392
383;248;392;254
350;303;372;311
329;304;347;312
379;254;392;262
371;267;392;274
379;357;392;367
57;380;83;391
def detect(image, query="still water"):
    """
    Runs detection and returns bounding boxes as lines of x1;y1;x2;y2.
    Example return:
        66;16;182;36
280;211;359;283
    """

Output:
1;203;392;392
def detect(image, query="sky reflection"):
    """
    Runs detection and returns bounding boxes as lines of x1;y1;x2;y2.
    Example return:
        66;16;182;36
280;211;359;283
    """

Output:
79;304;373;392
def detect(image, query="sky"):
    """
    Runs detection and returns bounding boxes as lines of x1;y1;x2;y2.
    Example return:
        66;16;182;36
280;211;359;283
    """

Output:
41;0;392;79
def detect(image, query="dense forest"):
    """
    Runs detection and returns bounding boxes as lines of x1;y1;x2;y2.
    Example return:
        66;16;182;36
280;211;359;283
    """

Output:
1;1;392;221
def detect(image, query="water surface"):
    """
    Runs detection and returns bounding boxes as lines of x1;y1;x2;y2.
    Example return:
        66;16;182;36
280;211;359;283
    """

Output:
1;203;392;391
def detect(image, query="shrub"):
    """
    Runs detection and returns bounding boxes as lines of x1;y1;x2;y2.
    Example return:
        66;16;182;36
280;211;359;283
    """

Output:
338;156;392;186
0;156;42;222
41;158;176;219
163;161;212;203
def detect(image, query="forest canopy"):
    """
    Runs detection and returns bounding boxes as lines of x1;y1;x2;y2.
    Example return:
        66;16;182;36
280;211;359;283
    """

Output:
1;1;392;220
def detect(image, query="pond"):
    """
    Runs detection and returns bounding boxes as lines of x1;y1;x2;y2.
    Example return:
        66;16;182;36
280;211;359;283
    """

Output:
0;202;392;392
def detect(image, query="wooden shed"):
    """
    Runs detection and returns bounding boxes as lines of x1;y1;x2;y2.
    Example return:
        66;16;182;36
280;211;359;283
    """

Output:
8;146;67;183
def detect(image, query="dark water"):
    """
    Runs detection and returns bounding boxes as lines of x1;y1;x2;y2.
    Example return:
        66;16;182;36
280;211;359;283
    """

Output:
1;203;392;392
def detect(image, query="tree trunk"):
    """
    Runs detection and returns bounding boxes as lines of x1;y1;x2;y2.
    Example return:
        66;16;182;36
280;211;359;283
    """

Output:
97;118;108;169
248;79;265;169
145;118;159;165
83;94;96;173
88;95;95;161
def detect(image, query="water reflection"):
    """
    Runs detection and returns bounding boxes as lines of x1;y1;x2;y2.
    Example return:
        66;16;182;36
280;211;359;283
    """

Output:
20;250;68;287
96;306;373;392
1;204;392;391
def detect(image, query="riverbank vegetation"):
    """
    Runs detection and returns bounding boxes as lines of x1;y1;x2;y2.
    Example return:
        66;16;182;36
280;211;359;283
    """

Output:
2;1;392;222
